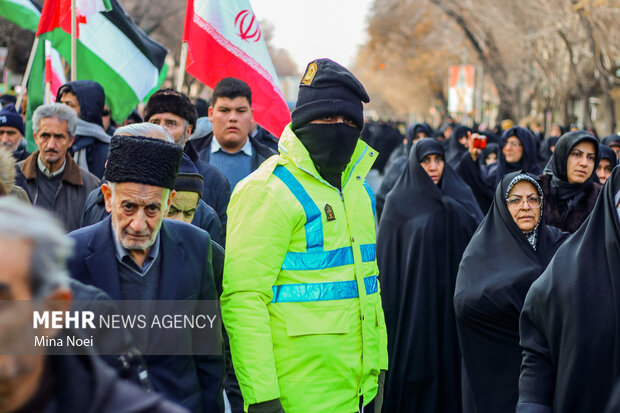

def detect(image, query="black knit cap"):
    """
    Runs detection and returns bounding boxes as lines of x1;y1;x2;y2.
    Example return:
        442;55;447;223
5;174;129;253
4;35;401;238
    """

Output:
144;88;197;132
175;153;204;198
291;58;369;131
104;135;183;189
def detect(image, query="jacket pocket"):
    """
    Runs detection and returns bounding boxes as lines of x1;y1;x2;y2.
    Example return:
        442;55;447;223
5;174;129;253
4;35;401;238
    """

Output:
285;305;351;336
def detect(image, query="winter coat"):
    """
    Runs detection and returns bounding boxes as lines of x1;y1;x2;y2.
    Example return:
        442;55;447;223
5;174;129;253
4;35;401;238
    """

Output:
42;353;187;412
191;132;277;175
20;152;101;232
221;124;387;412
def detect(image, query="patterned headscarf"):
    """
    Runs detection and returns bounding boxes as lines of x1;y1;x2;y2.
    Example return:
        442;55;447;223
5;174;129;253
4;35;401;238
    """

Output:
505;173;544;250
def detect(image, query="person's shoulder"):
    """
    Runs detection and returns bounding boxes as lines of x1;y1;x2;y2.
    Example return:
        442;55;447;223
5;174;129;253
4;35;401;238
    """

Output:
163;218;210;241
79;167;102;187
70;217;107;241
249;135;278;156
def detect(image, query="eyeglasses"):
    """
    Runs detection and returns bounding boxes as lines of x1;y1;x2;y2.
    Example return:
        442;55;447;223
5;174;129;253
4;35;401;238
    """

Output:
506;195;541;208
505;140;522;148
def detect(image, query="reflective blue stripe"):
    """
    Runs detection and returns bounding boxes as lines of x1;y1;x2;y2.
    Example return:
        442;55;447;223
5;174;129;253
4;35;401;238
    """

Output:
282;247;353;270
360;244;376;262
363;179;376;219
282;244;375;270
364;274;378;295
273;166;323;251
271;275;379;303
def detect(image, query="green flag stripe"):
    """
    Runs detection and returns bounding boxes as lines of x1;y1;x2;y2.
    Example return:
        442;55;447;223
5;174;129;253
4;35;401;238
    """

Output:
0;0;41;32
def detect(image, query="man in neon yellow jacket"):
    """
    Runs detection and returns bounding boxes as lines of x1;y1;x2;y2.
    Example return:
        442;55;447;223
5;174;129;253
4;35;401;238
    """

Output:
221;59;388;413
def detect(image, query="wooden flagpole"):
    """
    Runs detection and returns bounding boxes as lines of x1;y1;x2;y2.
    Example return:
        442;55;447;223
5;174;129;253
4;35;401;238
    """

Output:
176;41;189;92
70;0;77;81
16;37;40;110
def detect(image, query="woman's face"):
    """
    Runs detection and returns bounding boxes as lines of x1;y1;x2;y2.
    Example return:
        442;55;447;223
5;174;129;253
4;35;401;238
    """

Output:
420;153;444;185
597;159;613;184
503;136;524;163
566;141;596;184
485;152;498;165
506;181;541;233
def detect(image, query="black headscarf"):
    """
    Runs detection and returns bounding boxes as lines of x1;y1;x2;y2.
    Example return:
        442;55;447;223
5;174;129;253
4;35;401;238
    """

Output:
600;144;618;167
518;166;620;413
546;130;600;212
378;138;482;413
446;125;472;167
480;142;500;165
454;171;568;413
496;126;542;183
602;134;620;148
538;136;559;168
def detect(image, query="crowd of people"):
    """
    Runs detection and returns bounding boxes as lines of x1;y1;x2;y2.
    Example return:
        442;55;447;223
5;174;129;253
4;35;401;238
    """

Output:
1;56;620;413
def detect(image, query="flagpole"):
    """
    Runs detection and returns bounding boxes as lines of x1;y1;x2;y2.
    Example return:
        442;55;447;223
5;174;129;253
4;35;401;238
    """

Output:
71;0;77;81
44;81;52;105
176;41;188;92
16;37;40;111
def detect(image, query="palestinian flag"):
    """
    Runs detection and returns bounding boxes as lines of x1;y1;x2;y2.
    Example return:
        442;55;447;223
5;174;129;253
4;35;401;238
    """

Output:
0;0;41;31
27;0;167;139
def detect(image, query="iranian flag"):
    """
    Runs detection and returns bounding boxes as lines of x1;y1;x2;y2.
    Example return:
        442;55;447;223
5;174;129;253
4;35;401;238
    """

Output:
30;0;168;124
0;0;41;31
183;0;291;137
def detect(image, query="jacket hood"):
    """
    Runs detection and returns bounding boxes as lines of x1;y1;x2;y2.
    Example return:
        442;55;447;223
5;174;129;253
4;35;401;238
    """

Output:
57;80;105;126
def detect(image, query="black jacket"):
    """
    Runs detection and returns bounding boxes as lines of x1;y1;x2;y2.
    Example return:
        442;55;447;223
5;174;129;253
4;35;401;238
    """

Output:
184;140;231;230
36;353;188;412
191;132;277;174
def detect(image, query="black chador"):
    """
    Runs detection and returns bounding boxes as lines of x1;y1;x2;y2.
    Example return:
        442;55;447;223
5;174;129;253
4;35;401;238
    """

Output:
378;138;482;413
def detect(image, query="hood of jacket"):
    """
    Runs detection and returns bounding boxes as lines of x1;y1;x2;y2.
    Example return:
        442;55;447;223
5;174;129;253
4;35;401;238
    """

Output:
56;80;105;126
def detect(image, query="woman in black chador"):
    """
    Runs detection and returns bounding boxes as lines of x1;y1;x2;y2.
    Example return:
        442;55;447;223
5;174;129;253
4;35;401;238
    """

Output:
517;166;620;413
538;130;601;233
378;138;482;413
454;172;568;413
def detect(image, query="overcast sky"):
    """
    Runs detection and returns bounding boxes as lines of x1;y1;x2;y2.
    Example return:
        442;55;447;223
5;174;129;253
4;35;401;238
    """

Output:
250;0;374;73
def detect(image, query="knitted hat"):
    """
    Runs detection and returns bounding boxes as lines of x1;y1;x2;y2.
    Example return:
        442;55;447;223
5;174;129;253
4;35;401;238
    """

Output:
291;58;369;131
175;153;204;198
104;135;182;189
143;89;197;132
0;104;24;135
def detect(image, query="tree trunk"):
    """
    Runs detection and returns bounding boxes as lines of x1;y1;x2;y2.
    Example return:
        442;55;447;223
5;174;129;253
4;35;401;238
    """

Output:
600;76;617;136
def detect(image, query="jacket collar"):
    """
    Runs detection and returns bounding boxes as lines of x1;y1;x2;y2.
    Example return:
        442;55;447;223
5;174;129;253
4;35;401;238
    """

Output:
277;123;378;190
21;151;85;186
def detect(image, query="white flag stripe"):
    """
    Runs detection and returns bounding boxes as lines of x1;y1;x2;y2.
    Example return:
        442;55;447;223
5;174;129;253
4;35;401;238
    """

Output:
78;13;159;99
77;0;107;16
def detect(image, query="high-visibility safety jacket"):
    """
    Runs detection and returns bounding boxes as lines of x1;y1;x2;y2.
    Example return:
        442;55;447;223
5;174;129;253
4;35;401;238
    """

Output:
221;125;388;413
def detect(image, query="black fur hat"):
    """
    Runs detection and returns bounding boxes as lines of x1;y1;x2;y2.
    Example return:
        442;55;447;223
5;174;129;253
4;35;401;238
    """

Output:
104;135;182;189
143;88;197;132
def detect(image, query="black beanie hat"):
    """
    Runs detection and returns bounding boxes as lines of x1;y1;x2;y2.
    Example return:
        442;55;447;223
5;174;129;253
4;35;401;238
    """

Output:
175;153;204;198
144;88;197;132
0;104;24;135
291;58;369;131
104;135;183;189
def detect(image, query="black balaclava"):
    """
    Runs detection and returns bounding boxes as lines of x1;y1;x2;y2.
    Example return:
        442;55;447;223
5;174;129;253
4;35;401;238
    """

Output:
291;59;370;190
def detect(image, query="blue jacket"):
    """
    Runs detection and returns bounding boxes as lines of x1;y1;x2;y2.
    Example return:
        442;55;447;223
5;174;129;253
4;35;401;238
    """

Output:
67;217;225;413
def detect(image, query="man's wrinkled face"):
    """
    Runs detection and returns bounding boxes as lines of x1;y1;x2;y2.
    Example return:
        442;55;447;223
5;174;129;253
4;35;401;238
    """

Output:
208;96;253;152
59;92;80;118
0;127;22;152
167;191;199;224
33;117;74;170
103;182;172;252
148;112;191;147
